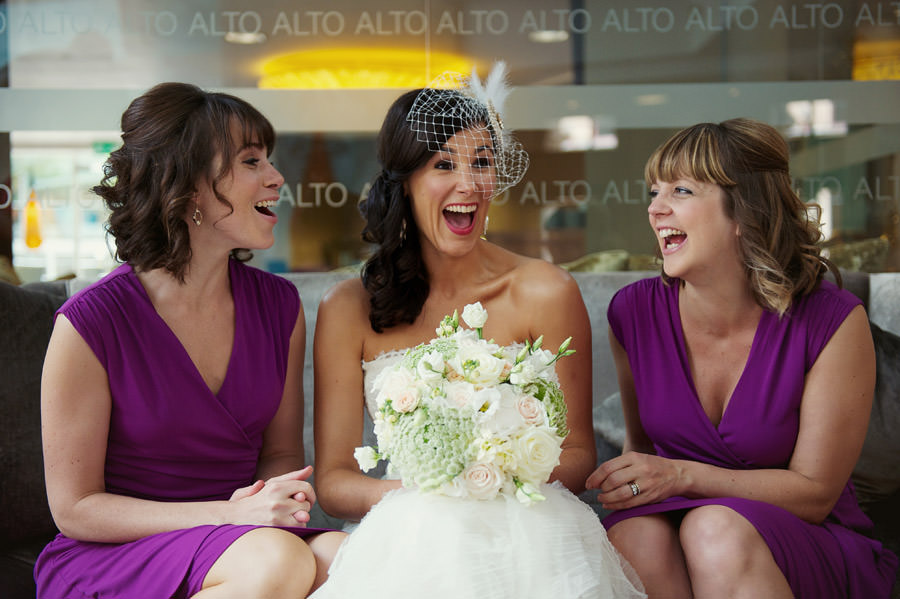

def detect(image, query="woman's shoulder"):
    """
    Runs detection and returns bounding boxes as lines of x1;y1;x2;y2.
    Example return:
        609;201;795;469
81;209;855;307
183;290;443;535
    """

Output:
494;254;588;329
232;260;299;297
791;278;862;320
318;276;369;319
607;275;668;332
613;275;666;302
788;278;863;338
505;253;578;296
230;261;301;325
60;263;137;314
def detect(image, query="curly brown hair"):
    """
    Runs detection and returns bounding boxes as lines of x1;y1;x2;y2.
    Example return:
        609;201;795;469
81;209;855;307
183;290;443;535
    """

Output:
94;82;275;281
359;88;491;332
645;118;839;315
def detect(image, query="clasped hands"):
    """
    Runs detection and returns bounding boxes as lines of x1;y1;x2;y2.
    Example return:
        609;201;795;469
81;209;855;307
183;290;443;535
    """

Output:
586;451;685;510
228;465;317;527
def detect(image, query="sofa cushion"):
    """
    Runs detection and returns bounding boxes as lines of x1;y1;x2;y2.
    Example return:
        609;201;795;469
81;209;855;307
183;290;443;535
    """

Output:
594;391;626;451
852;322;900;506
0;281;66;547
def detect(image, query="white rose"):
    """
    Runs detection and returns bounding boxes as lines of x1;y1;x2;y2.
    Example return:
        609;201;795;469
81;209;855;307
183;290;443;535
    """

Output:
477;385;526;436
516;395;547;426
392;386;420;413
374;367;416;409
445;380;477;409
456;345;506;385
354;446;379;472
513;428;563;484
461;302;488;329
460;462;504;500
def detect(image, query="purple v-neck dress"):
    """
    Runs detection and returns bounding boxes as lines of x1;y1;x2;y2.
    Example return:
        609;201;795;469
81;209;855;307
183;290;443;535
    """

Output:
34;260;328;599
603;277;897;598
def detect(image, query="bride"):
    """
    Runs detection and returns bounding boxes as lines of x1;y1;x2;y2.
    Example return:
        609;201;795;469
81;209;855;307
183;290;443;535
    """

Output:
310;63;645;598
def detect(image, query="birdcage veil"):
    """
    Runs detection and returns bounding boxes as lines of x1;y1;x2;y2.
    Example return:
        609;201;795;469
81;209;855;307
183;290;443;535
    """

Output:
406;61;529;199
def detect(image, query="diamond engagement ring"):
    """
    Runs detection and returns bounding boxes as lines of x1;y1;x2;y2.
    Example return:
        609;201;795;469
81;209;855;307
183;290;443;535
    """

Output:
629;481;640;496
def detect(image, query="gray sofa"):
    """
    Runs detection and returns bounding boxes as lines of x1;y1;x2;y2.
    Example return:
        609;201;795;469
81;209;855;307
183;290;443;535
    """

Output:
1;270;898;598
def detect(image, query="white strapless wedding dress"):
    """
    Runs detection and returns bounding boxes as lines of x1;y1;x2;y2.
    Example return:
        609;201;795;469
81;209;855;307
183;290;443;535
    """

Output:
310;351;646;599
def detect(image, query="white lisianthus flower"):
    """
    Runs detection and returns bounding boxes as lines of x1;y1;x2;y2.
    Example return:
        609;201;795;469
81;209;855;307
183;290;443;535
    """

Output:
354;446;379;472
472;385;502;416
509;360;538;386
513;428;563;483
461;461;504;500
515;480;546;504
473;433;501;463
511;349;554;384
516;395;547;426
373;417;393;449
416;350;445;385
461;302;488;329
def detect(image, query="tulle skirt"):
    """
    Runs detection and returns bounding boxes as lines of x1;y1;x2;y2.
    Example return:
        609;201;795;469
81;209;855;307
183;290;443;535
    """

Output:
311;483;646;599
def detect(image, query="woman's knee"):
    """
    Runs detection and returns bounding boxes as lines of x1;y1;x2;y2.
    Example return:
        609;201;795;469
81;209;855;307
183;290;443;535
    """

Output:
203;528;316;595
680;506;761;570
609;516;693;597
307;531;347;589
308;531;346;565
609;515;682;564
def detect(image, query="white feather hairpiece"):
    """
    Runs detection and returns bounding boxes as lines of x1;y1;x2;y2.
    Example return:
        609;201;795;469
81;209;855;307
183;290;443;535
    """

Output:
465;61;511;131
405;60;529;198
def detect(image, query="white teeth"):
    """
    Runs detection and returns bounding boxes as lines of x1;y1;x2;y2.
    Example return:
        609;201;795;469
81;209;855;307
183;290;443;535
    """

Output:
658;228;685;239
445;204;476;213
255;200;277;208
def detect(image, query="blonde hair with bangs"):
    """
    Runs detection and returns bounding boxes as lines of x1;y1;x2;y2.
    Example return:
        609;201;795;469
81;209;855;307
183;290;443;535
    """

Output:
645;118;838;316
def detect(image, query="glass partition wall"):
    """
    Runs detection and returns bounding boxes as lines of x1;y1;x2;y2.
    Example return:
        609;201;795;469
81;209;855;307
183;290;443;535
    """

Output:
1;0;898;282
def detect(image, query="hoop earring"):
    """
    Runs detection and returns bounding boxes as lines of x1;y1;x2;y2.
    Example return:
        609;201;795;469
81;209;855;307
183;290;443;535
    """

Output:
399;218;407;245
480;215;489;240
192;205;203;226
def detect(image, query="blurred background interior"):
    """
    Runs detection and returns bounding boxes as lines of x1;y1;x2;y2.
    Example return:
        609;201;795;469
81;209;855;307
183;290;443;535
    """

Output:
0;0;898;283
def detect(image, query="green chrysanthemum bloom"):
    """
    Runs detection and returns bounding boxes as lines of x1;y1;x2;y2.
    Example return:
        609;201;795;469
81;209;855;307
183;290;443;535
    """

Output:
525;379;569;438
384;403;476;492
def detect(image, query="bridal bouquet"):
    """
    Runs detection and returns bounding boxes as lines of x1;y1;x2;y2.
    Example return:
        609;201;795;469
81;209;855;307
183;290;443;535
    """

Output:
354;303;574;505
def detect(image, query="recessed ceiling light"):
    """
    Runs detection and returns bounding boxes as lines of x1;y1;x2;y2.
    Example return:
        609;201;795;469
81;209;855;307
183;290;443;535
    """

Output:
635;94;667;106
225;31;267;44
528;30;569;43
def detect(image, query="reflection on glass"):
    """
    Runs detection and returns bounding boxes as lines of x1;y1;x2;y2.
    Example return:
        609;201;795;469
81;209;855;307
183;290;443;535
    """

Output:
1;0;897;279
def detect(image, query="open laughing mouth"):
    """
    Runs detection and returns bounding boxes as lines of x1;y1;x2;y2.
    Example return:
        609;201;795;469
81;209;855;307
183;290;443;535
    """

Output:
443;204;477;235
659;227;687;250
254;200;277;217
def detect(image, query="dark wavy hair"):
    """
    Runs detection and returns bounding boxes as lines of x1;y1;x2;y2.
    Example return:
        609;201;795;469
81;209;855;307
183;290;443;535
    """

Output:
360;88;489;333
94;82;276;281
645;118;839;315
